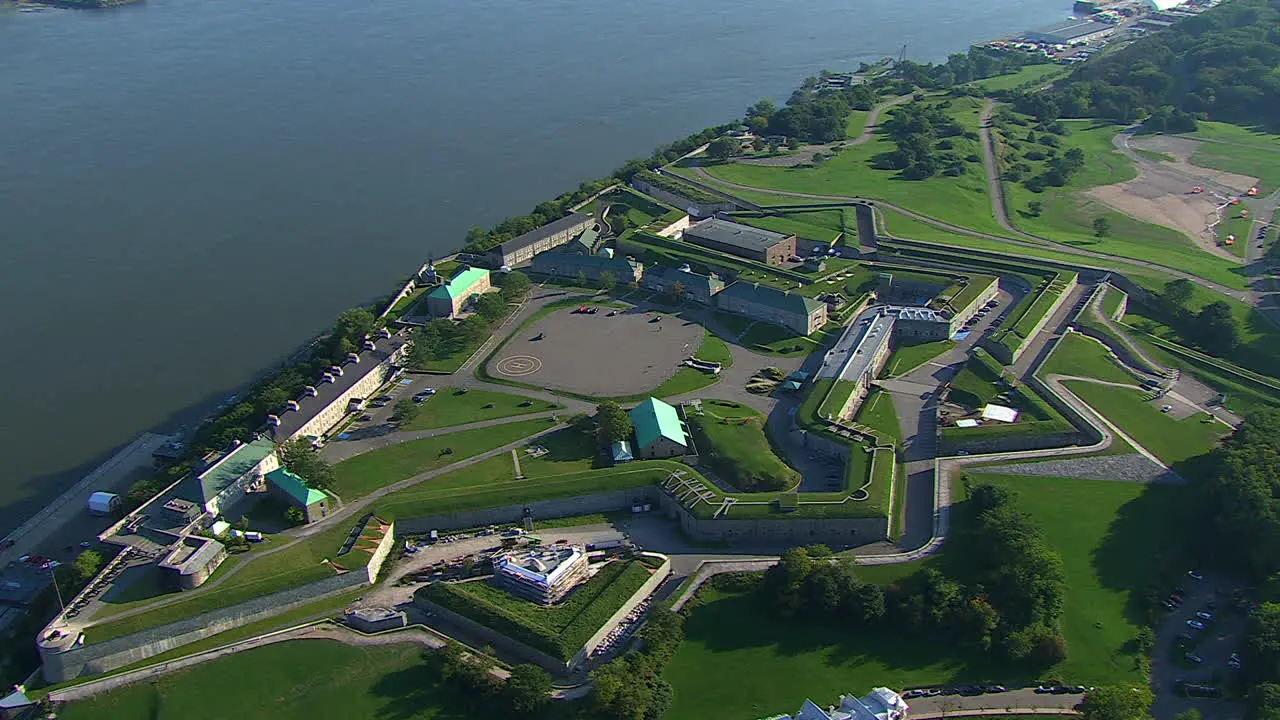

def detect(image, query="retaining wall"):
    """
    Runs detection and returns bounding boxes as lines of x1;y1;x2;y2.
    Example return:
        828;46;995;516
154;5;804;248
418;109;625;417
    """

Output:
414;594;568;674
365;520;398;582
937;430;1083;456
655;492;888;544
41;570;369;682
395;488;660;536
571;553;671;667
984;272;1078;364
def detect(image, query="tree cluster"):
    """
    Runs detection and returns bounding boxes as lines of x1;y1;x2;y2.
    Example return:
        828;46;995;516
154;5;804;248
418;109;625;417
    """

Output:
278;438;336;491
1194;409;1280;578
1009;0;1279;127
758;545;887;623
428;643;552;717
587;606;684;720
1077;685;1155;720
406;316;490;369
894;47;1045;90
891;483;1068;665
742;74;880;144
595;401;633;446
1150;279;1242;355
875;101;970;179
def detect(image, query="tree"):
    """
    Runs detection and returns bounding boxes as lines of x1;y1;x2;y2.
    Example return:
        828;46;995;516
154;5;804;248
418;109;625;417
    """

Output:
1248;682;1280;720
392;398;421;424
599;270;617;293
73;550;103;583
1192;301;1240;353
278;438;335;491
786;137;801;150
472;292;508;323
595;401;632;445
1162;278;1195;309
1027;200;1043;217
1092;217;1111;237
503;664;551;713
707;137;740;161
576;270;589;288
497;271;531;302
1078;685;1153;720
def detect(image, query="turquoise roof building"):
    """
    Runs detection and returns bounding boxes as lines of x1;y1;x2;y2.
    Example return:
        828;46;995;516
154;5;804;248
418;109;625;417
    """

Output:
426;266;491;318
628;397;689;459
266;467;330;523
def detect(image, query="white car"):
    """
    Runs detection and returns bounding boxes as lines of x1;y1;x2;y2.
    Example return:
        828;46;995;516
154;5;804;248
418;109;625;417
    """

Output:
1187;619;1206;631
1161;405;1173;413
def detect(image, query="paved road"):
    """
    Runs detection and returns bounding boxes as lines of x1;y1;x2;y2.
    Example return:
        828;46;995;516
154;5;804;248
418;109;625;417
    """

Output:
907;689;1083;717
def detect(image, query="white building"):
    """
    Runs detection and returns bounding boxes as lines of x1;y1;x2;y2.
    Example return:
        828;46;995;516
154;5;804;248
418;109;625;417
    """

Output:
768;688;909;720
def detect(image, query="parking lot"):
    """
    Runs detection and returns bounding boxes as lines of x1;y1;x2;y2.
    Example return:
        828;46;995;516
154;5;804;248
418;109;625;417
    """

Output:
486;305;704;396
1150;572;1248;719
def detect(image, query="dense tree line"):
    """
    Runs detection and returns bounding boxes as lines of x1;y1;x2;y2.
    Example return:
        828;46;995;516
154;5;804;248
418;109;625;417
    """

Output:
1006;0;1279;127
587;606;685;720
741;75;882;143
755;486;1067;668
1146;279;1242;355
893;47;1046;91
425;643;553;717
873;101;975;179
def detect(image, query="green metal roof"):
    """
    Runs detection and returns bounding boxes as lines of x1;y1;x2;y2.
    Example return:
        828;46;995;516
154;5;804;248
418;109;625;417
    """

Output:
428;266;489;301
266;467;327;506
719;281;824;316
629;397;687;449
196;437;276;505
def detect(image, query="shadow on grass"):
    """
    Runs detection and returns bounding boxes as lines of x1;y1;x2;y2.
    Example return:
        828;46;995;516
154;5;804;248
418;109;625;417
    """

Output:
682;590;1031;685
371;663;472;720
1091;479;1193;626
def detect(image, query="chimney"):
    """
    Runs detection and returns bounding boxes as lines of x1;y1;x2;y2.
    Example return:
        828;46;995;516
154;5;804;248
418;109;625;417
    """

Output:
346;352;360;364
378;327;391;339
286;400;300;411
304;385;318;397
320;373;335;384
330;365;343;377
266;414;281;427
362;340;376;352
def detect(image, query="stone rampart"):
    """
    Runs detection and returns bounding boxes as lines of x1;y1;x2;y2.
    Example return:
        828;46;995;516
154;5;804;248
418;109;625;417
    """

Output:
395;488;659;536
572;553;670;667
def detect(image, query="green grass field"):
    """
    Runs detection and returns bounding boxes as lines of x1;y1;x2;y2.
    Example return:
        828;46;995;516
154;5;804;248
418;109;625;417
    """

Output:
693;329;734;368
1182;122;1280;190
56;640;460;720
688;401;797;492
1099;285;1126;320
968;63;1066;92
332;418;556;499
1039;333;1134;384
739;321;819;356
415;333;490;374
883;339;954;377
665;473;1181;719
853;388;901;444
1000;119;1249;290
732;211;843;243
400;387;561;431
696;97;1007;237
1063;381;1227;465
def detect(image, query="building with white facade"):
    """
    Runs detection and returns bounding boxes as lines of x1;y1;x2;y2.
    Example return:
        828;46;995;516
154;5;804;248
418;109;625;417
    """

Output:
765;688;908;720
494;546;590;604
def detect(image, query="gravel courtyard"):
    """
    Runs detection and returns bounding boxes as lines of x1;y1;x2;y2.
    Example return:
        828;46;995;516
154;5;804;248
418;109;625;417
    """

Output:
488;306;704;396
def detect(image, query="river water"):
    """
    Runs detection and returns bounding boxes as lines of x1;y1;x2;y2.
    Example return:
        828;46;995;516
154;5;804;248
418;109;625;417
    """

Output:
0;0;1069;533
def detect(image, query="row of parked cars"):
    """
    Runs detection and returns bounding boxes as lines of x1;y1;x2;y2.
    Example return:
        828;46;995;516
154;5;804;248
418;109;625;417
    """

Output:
902;684;1010;699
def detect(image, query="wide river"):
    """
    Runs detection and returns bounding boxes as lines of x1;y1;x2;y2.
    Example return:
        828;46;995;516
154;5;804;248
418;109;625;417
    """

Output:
0;0;1069;533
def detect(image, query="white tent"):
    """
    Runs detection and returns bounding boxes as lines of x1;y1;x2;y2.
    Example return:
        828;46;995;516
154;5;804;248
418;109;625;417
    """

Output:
1147;0;1184;10
981;404;1021;424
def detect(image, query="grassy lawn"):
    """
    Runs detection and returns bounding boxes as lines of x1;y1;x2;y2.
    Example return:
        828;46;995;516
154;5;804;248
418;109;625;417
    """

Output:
1099;285;1126;320
966;473;1187;685
697;97;1006;237
419;560;652;660
693;328;734;368
415;333;489;374
999;119;1249;290
55;640;462;720
1182;124;1280;190
665;586;1018;720
400;387;561;431
1181;120;1280;152
666;473;1182;719
853;389;900;444
1063;381;1227;465
883;338;954;377
688;401;797;492
730;210;844;243
739;321;819;356
707;309;756;339
1216;211;1253;258
332;418;556;499
1039;333;1134;384
968;63;1065;92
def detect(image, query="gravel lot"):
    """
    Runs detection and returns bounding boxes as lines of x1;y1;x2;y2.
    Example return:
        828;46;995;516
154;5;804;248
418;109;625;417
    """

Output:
980;453;1177;484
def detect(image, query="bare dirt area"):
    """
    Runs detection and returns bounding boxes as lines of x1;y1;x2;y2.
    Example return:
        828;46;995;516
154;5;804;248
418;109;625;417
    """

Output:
1086;180;1224;253
1134;135;1260;192
487;306;703;396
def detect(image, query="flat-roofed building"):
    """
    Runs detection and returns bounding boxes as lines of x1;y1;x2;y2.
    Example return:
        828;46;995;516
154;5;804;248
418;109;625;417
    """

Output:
683;218;797;265
485;213;595;268
640;266;725;304
265;468;331;524
493;546;590;604
1026;18;1114;44
893;305;951;341
157;535;227;590
425;266;491;318
530;251;643;285
268;327;406;444
629;397;689;459
716;282;827;336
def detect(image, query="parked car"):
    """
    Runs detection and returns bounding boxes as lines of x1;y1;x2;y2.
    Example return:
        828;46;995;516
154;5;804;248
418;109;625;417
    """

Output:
1186;652;1203;664
1187;619;1206;631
